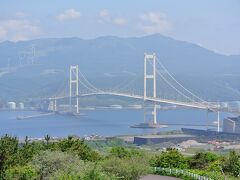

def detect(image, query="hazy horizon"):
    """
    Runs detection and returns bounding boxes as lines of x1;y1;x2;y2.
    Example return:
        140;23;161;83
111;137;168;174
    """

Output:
1;0;240;55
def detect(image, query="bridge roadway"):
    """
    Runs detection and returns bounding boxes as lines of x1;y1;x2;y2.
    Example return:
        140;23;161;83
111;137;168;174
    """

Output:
49;91;218;110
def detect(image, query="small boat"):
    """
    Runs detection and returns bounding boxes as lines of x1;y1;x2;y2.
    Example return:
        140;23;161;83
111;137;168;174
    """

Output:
16;116;24;120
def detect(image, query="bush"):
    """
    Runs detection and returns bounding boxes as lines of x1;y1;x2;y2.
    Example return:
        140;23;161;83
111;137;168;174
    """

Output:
0;135;19;178
52;162;116;180
18;141;42;166
31;150;85;179
102;156;150;180
150;149;188;169
81;164;116;180
188;152;218;169
207;158;224;172
110;146;130;158
56;136;101;161
109;146;143;158
5;165;38;180
223;151;240;177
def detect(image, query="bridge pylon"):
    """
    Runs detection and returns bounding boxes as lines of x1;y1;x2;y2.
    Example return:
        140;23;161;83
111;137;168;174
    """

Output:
69;65;79;113
144;53;157;124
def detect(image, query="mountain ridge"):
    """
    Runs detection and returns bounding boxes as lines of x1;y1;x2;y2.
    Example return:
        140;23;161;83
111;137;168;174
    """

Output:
0;34;239;101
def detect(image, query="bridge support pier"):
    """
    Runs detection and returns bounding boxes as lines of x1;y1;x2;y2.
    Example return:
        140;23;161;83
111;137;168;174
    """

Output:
144;53;157;125
153;103;157;124
54;99;57;112
217;111;220;132
70;65;79;114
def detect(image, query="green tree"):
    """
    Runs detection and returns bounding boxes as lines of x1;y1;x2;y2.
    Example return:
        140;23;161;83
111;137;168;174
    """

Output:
208;159;223;172
31;150;85;179
110;147;130;158
102;156;150;180
150;149;188;169
0;135;19;178
188;152;218;169
82;164;114;180
57;136;101;161
5;165;38;180
110;147;144;159
44;134;51;147
18;142;41;166
24;136;30;145
223;151;240;177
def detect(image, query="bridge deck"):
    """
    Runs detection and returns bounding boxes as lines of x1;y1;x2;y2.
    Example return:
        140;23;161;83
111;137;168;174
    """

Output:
49;91;217;110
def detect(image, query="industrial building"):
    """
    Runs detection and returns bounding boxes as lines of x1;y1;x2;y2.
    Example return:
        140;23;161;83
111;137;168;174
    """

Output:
182;127;240;141
223;116;240;134
134;134;195;145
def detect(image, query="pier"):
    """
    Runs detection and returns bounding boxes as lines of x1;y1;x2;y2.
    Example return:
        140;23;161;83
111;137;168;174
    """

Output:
16;112;55;120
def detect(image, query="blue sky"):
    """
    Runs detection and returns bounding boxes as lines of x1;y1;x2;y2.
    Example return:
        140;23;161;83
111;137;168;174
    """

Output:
0;0;239;55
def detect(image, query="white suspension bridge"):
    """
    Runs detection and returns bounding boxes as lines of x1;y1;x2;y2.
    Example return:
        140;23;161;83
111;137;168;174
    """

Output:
48;53;233;131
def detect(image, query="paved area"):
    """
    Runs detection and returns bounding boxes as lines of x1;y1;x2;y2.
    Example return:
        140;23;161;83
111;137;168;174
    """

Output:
140;175;181;180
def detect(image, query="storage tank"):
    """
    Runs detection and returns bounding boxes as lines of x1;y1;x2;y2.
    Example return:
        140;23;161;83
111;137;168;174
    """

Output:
18;102;24;110
7;102;16;110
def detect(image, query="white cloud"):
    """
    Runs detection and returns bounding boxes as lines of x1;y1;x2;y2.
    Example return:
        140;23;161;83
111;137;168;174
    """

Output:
98;9;111;23
0;27;7;39
98;9;127;26
99;9;109;18
0;19;41;42
56;9;81;21
138;12;172;34
113;17;127;26
15;12;27;18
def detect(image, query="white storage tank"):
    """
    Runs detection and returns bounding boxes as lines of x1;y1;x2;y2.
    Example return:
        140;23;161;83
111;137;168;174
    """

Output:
18;102;24;110
7;102;16;110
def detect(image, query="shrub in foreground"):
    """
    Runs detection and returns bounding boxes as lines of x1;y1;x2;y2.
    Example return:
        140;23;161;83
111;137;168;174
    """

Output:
31;150;85;179
102;156;150;180
5;165;37;180
150;149;188;169
188;152;218;170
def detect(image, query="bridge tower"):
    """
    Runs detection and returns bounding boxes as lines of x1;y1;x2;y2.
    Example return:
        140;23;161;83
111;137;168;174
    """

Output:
69;65;79;113
144;53;157;124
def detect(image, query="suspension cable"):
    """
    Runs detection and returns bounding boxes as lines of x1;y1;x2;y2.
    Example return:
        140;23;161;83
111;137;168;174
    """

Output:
155;57;207;103
77;69;103;93
111;76;140;93
155;67;201;104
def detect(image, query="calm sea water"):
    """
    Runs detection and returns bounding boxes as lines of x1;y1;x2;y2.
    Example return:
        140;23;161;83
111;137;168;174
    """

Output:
0;109;228;138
